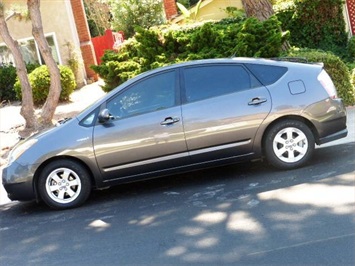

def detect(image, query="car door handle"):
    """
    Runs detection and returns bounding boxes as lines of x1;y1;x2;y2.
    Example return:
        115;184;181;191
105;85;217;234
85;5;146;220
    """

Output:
160;117;180;125
248;97;267;106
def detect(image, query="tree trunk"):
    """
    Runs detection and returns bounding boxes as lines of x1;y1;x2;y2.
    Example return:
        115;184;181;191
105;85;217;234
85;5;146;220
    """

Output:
241;0;290;51
27;0;62;128
0;11;36;130
241;0;274;21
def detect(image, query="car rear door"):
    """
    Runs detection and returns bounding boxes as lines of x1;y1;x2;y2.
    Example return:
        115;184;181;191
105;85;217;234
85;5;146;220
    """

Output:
181;64;272;162
93;70;188;181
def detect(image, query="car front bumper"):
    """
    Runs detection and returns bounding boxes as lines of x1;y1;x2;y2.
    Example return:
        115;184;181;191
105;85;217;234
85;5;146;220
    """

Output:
2;161;37;201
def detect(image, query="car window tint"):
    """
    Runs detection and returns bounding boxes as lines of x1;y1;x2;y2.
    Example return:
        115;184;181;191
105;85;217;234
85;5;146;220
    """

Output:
245;64;287;85
107;71;175;119
183;65;251;103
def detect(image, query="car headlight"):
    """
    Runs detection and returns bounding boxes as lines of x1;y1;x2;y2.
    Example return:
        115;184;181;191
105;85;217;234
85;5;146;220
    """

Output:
7;139;38;165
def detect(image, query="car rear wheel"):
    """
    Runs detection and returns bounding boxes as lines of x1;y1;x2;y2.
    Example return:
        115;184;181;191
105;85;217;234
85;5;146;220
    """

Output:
38;160;92;209
264;120;315;169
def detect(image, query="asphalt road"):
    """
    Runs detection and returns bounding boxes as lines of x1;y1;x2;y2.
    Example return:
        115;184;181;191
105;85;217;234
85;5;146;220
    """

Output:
0;108;354;266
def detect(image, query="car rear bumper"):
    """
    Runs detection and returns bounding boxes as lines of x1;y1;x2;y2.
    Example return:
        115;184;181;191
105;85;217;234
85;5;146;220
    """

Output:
318;128;348;145
303;98;348;145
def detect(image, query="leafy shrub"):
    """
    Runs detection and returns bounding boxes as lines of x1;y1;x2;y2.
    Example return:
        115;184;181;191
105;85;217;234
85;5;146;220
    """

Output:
351;68;355;92
0;64;17;102
286;48;355;106
92;16;289;91
110;0;164;38
14;65;76;105
0;63;40;102
347;36;355;62
91;50;142;92
276;0;348;58
26;63;41;74
233;16;288;58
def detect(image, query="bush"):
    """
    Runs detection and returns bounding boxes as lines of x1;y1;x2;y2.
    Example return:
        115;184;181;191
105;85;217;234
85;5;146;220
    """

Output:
286;48;355;106
26;63;41;74
0;63;40;102
276;0;348;58
347;36;355;62
0;64;17;102
14;65;76;105
110;0;164;38
91;50;142;92
92;16;289;91
351;68;355;91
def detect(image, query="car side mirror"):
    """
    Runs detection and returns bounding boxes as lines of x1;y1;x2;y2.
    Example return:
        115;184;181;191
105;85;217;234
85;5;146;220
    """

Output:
98;109;111;123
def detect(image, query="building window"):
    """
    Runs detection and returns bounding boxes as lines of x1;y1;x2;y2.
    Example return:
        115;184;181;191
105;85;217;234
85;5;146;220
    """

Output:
0;33;61;65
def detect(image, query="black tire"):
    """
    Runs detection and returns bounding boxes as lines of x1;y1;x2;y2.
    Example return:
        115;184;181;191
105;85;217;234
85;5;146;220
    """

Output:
38;159;92;209
264;120;315;170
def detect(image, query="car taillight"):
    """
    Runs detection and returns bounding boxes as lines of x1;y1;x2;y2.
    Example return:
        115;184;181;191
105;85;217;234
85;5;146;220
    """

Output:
317;70;337;99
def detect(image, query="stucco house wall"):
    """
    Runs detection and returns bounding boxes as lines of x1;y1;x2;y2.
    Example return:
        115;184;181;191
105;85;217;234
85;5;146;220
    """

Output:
172;0;243;23
0;0;97;86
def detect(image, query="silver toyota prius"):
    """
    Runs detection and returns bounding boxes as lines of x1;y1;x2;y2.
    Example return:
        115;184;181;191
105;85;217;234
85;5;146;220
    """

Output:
2;58;348;209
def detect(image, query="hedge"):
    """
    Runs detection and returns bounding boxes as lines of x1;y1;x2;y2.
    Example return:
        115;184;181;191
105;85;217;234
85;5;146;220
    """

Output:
92;16;289;92
286;48;355;106
14;65;76;105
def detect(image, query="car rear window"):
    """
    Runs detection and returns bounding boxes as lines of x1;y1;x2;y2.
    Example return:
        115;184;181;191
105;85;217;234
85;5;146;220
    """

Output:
245;64;287;85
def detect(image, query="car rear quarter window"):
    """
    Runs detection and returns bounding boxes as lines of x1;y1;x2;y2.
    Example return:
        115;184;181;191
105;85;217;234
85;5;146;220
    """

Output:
183;65;254;103
245;64;287;86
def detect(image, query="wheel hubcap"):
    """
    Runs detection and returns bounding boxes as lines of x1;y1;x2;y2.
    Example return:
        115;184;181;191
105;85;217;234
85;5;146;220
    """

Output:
45;168;81;204
273;127;308;163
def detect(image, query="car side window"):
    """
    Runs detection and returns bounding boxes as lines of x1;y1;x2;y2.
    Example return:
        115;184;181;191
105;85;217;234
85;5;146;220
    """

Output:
245;64;287;85
183;65;252;103
107;71;176;119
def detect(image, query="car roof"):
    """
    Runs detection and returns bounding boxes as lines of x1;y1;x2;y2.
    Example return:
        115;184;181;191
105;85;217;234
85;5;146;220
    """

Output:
138;57;321;75
75;57;321;121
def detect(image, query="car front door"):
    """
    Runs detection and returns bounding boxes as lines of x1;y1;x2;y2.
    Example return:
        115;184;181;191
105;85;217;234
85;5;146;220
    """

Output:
93;70;188;181
181;64;272;162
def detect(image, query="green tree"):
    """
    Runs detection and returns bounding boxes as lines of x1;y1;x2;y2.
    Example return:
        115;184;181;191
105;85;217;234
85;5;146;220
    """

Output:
84;0;111;37
109;0;164;38
275;0;347;56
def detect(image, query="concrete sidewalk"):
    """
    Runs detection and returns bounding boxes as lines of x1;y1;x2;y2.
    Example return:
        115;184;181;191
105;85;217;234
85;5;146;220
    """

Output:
0;81;105;163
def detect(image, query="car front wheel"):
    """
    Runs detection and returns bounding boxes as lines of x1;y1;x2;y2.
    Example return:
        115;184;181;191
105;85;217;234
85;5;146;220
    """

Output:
264;120;315;169
38;159;92;209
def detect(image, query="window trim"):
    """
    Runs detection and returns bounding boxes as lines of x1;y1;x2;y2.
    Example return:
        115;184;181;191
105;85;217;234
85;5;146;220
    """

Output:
0;32;62;65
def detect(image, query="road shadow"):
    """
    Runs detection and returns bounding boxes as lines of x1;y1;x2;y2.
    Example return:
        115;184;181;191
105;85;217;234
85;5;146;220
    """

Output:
1;142;354;214
0;142;354;265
